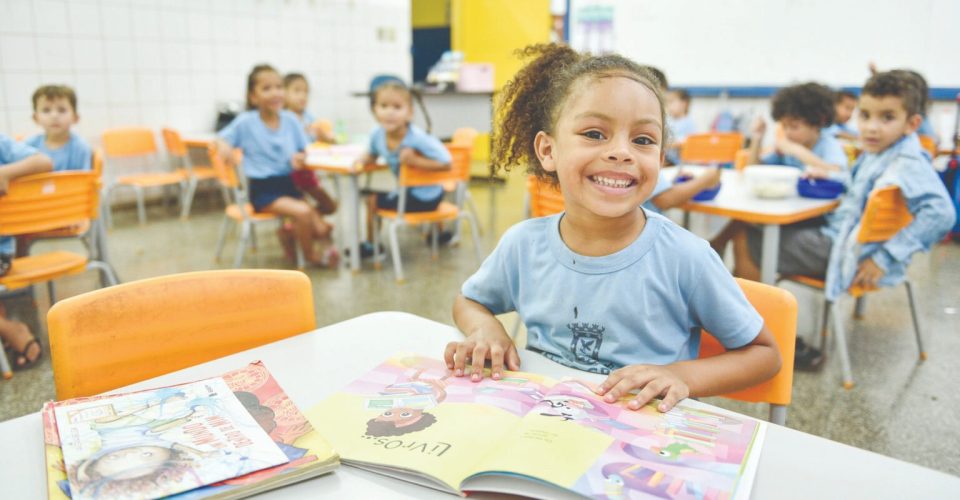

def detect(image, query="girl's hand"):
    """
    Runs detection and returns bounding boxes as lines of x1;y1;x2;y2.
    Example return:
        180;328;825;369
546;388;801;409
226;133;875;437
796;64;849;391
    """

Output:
398;147;418;166
291;152;306;170
443;328;520;382
803;166;831;179
853;257;885;289
774;136;800;157
595;364;690;412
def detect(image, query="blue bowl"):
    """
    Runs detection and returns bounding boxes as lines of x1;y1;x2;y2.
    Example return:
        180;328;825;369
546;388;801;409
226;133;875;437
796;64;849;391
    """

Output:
797;178;844;199
674;174;721;201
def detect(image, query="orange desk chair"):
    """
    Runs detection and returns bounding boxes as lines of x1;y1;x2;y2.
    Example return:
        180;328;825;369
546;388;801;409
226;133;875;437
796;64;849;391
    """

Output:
526;175;565;218
443;127;483;241
372;144;482;283
918;134;938;159
161;127;220;219
14;150;119;287
47;269;314;399
699;278;796;425
102;127;187;226
780;186;921;389
207;143;305;269
680;132;744;165
0;172;120;379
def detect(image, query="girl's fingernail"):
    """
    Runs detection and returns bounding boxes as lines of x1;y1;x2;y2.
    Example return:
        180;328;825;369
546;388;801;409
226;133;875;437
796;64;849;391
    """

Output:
659;404;668;412
605;395;615;402
493;372;501;380
455;369;462;376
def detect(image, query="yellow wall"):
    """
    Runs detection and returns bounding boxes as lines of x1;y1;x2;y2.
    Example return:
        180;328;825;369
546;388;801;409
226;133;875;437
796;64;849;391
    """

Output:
412;0;450;29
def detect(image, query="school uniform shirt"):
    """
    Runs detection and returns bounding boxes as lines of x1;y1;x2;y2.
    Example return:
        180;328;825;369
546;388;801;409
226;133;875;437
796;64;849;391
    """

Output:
821;133;955;300
369;123;451;203
461;211;763;374
0;135;42;255
218;110;309;179
762;132;848;170
24;132;92;171
666;115;696;165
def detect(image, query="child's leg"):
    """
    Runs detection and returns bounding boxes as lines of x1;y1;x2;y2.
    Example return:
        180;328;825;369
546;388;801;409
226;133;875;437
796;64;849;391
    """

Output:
264;197;322;263
292;170;338;215
732;231;761;281
365;193;379;244
709;220;747;256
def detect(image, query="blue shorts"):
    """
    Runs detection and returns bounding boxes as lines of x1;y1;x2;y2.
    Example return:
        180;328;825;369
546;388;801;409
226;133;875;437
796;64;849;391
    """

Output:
376;190;443;213
248;175;303;212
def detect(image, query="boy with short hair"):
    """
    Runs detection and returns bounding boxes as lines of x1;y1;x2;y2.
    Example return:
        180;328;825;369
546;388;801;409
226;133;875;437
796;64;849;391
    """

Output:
718;71;956;370
825;90;858;141
749;82;848;178
24;85;92;172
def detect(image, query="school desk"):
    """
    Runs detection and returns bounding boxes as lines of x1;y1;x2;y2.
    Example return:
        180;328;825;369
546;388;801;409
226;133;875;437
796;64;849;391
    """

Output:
662;166;840;284
2;312;957;499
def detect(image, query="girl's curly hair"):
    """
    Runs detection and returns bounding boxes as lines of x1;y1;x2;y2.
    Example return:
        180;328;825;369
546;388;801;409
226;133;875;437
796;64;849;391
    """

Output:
492;44;666;185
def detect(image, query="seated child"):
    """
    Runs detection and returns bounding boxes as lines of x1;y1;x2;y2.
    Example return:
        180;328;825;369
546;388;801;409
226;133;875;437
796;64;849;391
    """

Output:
283;73;337;215
0;134;53;369
355;76;452;256
665;89;696;165
824;90;858;141
444;44;781;413
869;63;938;145
748;82;848;178
714;71;955;370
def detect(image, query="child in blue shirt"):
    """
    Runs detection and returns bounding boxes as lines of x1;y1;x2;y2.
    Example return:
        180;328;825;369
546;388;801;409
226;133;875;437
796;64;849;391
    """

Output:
0;134;53;369
356;76;452;255
665;89;696;165
283;73;337;216
824;90;858;141
24;85;92;172
719;71;955;370
446;44;780;413
217;64;337;267
748;82;848;178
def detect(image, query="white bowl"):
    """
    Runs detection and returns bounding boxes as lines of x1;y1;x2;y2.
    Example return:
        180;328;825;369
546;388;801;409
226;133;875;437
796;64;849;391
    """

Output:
742;165;800;199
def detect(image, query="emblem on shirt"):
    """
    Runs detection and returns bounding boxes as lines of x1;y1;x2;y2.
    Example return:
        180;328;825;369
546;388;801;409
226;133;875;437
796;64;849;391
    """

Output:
565;322;617;373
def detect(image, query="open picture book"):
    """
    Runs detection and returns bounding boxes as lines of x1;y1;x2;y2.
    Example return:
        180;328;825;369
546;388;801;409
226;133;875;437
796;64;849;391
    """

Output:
43;361;339;500
307;355;765;499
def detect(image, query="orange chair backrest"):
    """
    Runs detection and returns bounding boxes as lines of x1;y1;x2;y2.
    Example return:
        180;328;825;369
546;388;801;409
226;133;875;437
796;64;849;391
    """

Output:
451;127;479;147
102;127;158;157
399;145;471;187
92;148;104;177
918;135;937;158
527;175;565;217
0;171;100;236
699;278;796;406
207;142;243;190
48;269;316;399
161;127;188;157
857;186;912;244
680;132;743;164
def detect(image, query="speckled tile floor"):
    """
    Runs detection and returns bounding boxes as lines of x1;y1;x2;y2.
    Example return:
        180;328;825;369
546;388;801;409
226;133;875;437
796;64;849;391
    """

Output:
1;171;958;477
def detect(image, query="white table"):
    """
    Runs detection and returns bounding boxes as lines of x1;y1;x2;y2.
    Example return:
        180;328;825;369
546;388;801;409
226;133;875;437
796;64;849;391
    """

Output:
662;166;840;284
2;312;957;498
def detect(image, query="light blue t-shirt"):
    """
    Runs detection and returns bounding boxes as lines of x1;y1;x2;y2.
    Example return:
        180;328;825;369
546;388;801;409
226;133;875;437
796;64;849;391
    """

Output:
666;116;696;165
24;132;91;171
297;110;317;140
762;132;848;170
641;171;673;213
462;212;763;374
369;123;451;202
1;135;42;255
218;110;309;179
824;122;857;139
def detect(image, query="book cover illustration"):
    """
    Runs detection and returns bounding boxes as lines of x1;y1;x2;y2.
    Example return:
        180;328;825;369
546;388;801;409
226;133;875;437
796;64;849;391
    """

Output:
44;361;339;500
54;377;289;500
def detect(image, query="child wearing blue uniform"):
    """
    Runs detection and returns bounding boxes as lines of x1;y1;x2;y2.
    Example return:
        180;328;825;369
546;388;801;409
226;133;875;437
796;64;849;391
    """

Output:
0;133;53;369
748;82;848;178
446;44;780;413
665;89;696;165
824;90;858;141
357;76;452;255
24;85;92;172
717;71;955;370
283;73;337;216
217;64;337;267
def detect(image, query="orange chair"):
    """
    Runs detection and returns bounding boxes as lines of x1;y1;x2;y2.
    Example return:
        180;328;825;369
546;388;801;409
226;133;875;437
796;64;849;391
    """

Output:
102;127;187;226
47;269;314;399
0;171;119;379
445;128;483;241
372;144;482;283
699;278;796;424
161;127;220;219
680;132;744;164
207;142;304;269
918;134;938;159
780;186;920;389
526;174;565;217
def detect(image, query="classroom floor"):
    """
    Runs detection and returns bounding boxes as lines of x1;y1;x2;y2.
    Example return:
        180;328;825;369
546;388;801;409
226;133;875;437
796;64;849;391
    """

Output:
1;171;958;478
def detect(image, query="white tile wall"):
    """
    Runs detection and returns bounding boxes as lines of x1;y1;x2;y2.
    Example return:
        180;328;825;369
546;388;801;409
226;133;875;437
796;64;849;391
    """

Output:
1;0;411;143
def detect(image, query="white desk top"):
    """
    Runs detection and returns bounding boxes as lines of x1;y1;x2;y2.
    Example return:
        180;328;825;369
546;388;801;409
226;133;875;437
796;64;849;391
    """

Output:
3;312;957;498
662;166;839;225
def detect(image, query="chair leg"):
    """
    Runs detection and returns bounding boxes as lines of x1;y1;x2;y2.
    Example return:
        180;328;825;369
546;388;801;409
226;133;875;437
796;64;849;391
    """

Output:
831;298;855;389
214;217;230;263
234;221;251;268
853;296;867;319
372;216;383;270
87;261;119;287
388;221;404;283
430;224;439;260
904;281;926;361
180;177;198;220
463;213;483;261
249;224;259;252
819;299;831;352
0;342;12;379
47;281;58;305
769;404;787;426
135;186;146;225
465;193;483;236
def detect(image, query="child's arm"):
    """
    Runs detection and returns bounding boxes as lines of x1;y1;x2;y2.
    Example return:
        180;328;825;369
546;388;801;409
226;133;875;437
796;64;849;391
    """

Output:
0;154;54;195
774;136;843;174
747;117;766;165
650;168;721;210
596;326;781;412
399;148;450;171
214;138;236;165
447;294;521;381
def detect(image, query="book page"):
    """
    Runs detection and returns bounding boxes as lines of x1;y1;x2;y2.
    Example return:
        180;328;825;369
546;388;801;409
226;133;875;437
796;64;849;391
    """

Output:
466;380;765;499
55;377;289;500
307;355;556;492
